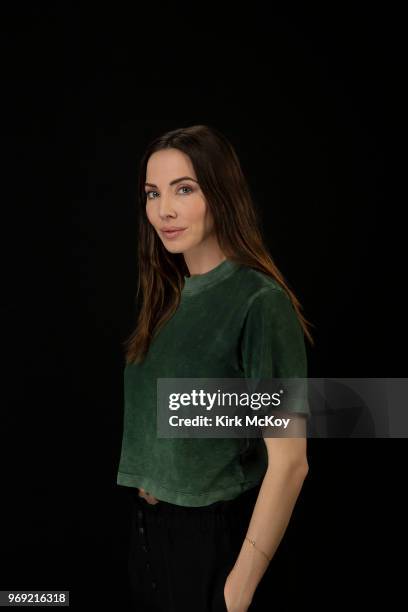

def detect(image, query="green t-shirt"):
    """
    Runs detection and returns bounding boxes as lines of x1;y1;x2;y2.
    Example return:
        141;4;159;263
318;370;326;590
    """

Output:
116;259;309;506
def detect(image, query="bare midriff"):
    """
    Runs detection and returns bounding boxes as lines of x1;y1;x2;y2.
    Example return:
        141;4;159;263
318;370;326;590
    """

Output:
137;487;160;504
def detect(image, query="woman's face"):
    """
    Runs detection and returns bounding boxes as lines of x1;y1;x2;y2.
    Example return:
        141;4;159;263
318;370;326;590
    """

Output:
145;148;215;254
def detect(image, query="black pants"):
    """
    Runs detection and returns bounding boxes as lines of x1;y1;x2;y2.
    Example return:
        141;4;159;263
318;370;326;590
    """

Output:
127;483;269;611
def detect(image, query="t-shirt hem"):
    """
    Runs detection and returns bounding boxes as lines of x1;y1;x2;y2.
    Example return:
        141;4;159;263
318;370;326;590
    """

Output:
116;471;263;507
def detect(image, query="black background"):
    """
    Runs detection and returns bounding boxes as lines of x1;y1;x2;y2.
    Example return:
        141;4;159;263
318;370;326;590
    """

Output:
1;3;404;609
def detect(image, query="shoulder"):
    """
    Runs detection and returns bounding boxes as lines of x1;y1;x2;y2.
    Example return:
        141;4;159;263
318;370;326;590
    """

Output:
235;267;302;340
235;265;291;309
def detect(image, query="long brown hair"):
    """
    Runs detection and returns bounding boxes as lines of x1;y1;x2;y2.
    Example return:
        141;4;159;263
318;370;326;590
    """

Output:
123;124;315;364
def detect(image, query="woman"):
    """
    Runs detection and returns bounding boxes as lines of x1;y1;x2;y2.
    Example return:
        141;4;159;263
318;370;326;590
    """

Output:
117;124;314;611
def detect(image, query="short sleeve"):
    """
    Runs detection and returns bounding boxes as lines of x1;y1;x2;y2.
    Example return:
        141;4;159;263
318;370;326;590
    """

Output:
240;287;310;417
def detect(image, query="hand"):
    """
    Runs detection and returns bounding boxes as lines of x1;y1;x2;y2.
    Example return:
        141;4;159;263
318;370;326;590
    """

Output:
138;487;160;505
223;568;253;612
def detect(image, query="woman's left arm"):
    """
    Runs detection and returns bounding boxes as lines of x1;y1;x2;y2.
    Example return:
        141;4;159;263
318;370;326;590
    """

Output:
224;419;309;611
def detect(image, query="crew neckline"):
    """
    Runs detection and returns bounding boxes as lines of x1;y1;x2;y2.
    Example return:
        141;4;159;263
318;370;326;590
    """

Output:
182;259;241;296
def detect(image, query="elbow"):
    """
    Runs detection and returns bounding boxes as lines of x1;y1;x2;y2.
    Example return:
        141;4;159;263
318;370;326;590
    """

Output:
299;460;309;479
267;458;309;479
289;459;309;480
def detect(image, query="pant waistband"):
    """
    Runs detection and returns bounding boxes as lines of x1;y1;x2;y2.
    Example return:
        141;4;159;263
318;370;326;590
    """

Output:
131;483;261;516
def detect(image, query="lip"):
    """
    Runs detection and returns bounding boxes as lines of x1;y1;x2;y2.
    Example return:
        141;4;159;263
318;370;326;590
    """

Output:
161;228;186;239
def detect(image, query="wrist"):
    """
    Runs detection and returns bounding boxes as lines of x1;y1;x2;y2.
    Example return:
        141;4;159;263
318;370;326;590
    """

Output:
228;566;254;608
230;540;268;603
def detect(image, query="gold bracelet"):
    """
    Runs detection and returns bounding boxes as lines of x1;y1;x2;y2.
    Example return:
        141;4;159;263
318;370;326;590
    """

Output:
245;536;272;563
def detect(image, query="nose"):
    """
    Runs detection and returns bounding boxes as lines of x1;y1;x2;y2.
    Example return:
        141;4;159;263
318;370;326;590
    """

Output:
158;196;176;218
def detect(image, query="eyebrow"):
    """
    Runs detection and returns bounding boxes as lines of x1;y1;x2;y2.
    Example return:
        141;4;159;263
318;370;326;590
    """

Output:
144;176;199;188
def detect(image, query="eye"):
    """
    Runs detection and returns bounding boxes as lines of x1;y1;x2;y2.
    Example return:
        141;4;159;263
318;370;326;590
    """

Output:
145;190;159;200
179;186;193;195
145;185;193;200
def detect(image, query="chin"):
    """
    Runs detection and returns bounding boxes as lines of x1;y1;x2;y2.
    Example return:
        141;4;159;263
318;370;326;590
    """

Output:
162;242;187;254
165;247;185;254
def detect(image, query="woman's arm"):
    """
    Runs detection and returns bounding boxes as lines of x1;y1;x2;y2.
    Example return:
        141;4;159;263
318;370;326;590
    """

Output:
224;419;309;610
